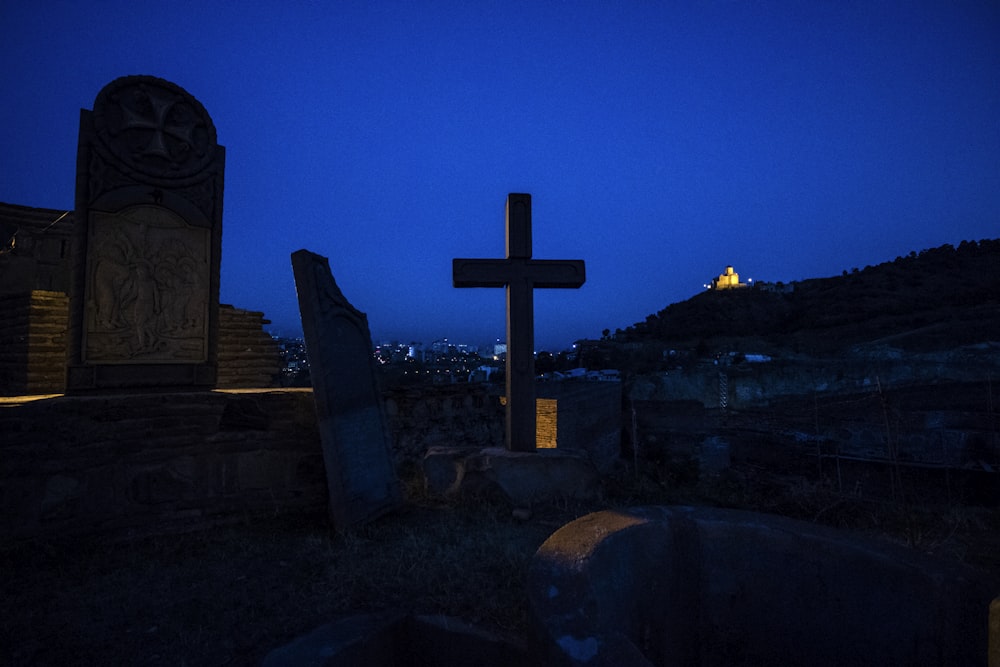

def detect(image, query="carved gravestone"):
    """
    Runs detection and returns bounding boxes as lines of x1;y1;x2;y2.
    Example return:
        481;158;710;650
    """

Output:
291;250;402;530
66;75;224;392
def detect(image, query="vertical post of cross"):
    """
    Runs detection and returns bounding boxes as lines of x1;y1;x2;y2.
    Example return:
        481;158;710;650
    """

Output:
505;194;536;452
453;193;586;452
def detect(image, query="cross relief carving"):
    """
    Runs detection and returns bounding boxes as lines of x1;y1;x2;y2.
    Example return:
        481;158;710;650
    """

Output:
118;86;202;161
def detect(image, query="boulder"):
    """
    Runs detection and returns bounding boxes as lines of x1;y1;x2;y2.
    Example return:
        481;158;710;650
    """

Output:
262;612;526;667
527;506;996;667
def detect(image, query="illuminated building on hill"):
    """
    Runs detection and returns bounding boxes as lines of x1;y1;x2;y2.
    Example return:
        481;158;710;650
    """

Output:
710;265;748;290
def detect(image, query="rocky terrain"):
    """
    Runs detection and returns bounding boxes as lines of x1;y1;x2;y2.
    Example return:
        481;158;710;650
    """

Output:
605;239;1000;514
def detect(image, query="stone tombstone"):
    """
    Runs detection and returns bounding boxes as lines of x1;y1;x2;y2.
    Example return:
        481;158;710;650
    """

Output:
67;75;224;392
291;249;402;530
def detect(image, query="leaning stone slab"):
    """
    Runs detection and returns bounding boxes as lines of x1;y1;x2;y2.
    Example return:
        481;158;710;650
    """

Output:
291;250;401;530
423;446;600;506
527;505;997;667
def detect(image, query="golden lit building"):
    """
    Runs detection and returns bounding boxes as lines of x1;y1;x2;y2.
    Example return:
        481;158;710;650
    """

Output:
711;265;745;290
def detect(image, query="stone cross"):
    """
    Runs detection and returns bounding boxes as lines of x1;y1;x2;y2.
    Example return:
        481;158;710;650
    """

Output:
453;193;585;452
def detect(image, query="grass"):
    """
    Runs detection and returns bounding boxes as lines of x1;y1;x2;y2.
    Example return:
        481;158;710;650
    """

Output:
1;483;563;666
2;464;996;666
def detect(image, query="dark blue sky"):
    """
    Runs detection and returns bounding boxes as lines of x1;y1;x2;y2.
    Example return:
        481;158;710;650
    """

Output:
2;1;998;351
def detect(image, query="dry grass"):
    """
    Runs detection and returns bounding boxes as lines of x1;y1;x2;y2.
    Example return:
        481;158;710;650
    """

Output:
2;465;995;666
1;485;578;666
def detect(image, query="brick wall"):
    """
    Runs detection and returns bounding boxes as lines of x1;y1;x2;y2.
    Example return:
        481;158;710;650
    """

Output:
0;297;280;396
216;305;281;388
0;291;69;395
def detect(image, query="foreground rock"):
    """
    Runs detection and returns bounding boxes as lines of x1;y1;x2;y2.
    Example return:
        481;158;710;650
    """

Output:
527;506;996;667
262;612;526;667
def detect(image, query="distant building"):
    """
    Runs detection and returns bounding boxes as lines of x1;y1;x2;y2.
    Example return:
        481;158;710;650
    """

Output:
711;265;747;290
757;281;795;294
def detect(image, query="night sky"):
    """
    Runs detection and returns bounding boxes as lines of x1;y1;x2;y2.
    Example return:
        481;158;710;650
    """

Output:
2;1;998;351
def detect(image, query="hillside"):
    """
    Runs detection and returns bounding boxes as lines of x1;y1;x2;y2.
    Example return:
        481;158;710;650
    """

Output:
619;239;1000;355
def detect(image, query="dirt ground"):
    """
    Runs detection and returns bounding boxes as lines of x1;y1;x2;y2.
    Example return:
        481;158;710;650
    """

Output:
3;467;997;666
1;498;579;666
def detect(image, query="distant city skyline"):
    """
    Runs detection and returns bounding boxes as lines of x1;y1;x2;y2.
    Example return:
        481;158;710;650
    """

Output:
3;2;998;351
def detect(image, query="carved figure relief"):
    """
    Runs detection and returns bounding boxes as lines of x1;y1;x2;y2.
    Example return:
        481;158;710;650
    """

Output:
83;205;209;363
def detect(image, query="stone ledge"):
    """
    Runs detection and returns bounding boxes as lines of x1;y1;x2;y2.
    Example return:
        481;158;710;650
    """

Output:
0;389;324;541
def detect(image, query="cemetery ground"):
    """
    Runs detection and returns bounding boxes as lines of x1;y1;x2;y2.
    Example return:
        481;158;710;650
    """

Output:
3;459;998;666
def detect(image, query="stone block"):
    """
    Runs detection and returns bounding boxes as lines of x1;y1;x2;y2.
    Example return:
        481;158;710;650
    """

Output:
423;446;600;506
237;451;282;490
129;457;200;504
536;382;621;473
40;474;81;519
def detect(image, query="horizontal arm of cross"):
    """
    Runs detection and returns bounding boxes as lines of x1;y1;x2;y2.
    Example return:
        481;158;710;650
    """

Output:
453;258;585;289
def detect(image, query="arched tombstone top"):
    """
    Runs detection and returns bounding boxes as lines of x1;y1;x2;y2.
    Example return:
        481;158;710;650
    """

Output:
91;75;218;183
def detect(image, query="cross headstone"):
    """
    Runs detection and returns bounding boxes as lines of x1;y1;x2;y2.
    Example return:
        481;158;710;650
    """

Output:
66;75;224;392
453;193;585;452
291;249;402;530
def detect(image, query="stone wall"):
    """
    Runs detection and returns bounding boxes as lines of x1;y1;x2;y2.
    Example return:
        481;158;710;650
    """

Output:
0;291;69;395
630;375;998;469
383;384;506;462
0;389;325;542
630;346;1000;410
382;382;621;469
627;374;1000;503
1;381;625;541
217;305;282;388
0;385;493;541
537;381;622;472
